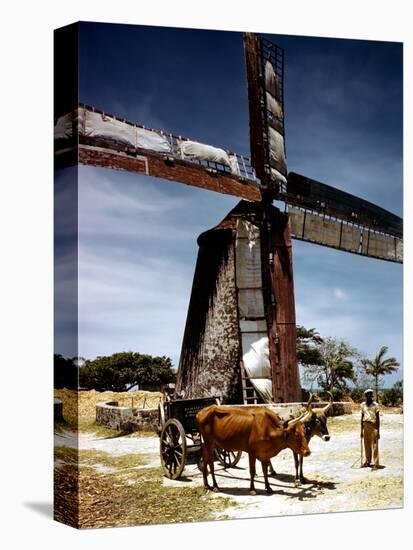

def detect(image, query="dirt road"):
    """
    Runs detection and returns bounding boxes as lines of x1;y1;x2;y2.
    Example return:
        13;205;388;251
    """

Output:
55;413;403;524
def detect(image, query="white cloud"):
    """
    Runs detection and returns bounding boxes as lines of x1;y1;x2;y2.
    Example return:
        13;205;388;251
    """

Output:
333;287;347;300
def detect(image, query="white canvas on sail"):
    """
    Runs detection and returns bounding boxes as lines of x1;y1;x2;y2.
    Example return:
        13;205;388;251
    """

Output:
270;168;287;185
265;60;281;100
242;336;273;403
81;109;137;145
180;140;231;167
54;113;75;140
268;126;286;174
266;91;283;119
136;127;171;152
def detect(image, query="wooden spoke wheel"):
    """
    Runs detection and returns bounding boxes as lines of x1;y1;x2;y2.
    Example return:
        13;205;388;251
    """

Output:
160;418;187;480
215;448;242;469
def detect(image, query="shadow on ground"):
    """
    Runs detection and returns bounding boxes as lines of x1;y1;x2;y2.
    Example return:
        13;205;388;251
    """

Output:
24;502;53;519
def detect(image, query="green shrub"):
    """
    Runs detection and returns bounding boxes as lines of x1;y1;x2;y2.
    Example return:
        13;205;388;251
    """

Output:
379;381;403;407
349;388;365;403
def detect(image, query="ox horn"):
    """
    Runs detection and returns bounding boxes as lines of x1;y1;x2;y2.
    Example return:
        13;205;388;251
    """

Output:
323;391;334;415
306;393;314;411
300;408;313;423
287;410;307;427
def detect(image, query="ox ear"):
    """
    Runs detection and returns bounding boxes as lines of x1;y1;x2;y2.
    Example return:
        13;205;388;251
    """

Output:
283;420;290;429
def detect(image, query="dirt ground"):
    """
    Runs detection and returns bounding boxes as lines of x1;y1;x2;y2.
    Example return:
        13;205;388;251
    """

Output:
54;411;403;527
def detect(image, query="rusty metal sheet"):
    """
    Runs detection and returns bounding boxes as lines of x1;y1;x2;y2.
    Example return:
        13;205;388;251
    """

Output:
238;289;265;318
288;206;305;237
288;205;403;263
364;232;397;261
341;223;361;253
236;219;260;240
235;220;263;289
235;243;262;288
396;239;403;262
305;212;341;247
287;172;403;238
239;319;267;332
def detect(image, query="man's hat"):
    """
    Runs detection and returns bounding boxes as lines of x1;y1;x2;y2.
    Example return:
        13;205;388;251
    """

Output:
364;389;374;394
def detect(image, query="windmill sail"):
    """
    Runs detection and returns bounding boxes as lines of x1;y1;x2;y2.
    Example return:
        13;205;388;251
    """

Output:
244;33;287;189
285;172;403;263
54;104;262;202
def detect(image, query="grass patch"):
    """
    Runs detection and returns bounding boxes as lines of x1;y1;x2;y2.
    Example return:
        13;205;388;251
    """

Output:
124;430;157;438
77;420;120;438
345;476;403;508
54;448;236;528
76;466;234;528
54;446;150;470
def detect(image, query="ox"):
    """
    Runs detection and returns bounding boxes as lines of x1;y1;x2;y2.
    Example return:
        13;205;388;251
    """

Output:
196;405;311;495
292;393;333;485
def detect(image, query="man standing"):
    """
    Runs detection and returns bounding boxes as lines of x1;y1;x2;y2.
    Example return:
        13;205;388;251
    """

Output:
360;389;380;469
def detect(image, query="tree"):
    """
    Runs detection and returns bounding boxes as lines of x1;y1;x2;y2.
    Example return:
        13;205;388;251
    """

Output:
302;337;358;395
296;326;324;369
79;352;175;391
361;346;400;399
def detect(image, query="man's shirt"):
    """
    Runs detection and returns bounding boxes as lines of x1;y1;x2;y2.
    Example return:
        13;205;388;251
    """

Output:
361;401;380;423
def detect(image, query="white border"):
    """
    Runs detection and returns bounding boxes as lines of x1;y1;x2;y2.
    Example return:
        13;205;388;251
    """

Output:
1;1;410;549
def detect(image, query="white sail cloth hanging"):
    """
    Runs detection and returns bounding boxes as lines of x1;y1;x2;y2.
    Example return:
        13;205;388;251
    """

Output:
180;140;232;168
235;219;273;403
76;108;172;152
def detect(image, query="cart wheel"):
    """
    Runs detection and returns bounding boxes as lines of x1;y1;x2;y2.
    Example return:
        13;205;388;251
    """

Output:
215;448;242;469
160;418;187;479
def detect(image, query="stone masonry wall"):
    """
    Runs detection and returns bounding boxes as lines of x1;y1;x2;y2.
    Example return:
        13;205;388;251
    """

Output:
96;401;159;433
240;401;352;417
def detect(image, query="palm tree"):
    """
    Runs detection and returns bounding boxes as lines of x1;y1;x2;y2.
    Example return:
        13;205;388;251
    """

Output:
362;346;400;400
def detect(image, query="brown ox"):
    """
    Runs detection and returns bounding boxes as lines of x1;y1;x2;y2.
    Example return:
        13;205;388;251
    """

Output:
196;405;311;495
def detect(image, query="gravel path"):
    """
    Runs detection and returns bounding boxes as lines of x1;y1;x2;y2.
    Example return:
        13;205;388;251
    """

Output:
55;413;403;518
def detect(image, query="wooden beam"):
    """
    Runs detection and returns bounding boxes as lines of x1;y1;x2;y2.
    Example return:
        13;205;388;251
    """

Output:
244;33;267;184
77;144;263;202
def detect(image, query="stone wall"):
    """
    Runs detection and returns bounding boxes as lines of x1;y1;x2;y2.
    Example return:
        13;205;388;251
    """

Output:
95;399;350;435
241;401;352;417
96;401;159;433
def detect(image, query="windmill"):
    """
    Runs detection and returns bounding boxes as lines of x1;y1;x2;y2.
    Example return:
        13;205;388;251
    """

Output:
54;27;403;405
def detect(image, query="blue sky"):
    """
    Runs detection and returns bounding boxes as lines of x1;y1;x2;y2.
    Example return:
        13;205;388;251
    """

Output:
63;23;403;385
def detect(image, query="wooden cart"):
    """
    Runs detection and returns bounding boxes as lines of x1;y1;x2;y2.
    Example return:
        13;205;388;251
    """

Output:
158;397;242;479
